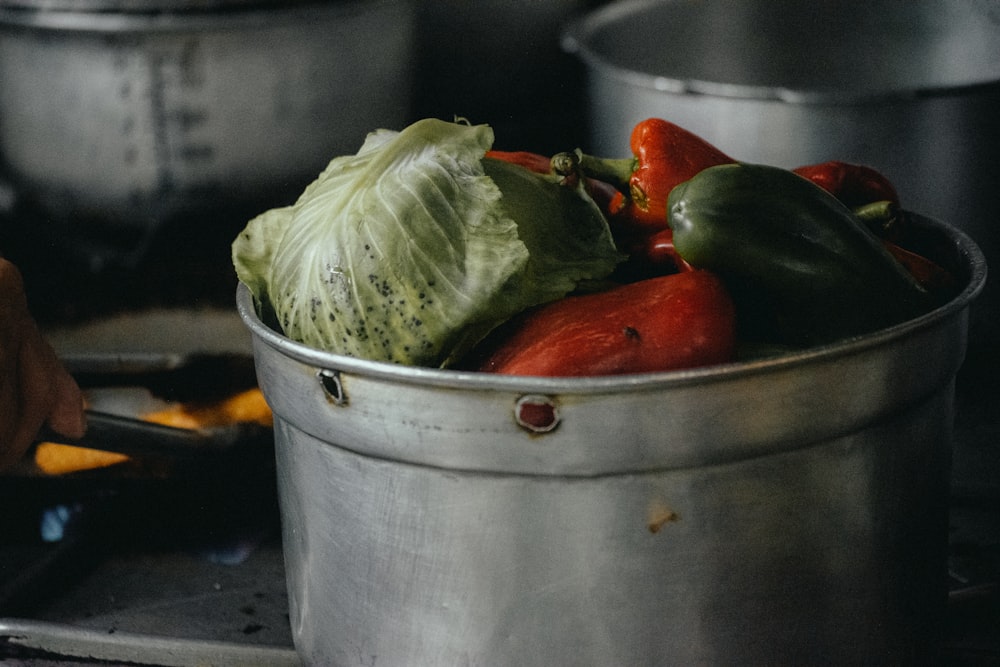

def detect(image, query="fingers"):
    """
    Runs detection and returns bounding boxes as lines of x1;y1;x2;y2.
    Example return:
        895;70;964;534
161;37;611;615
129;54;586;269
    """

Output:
0;259;30;469
12;318;85;449
6;320;61;466
47;364;87;440
0;258;86;470
0;362;23;470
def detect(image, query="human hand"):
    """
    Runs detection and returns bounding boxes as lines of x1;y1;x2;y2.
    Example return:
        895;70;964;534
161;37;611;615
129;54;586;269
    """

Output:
1;258;86;470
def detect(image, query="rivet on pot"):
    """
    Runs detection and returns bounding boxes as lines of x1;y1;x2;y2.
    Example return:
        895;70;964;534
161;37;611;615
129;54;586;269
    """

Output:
317;369;347;406
514;394;560;434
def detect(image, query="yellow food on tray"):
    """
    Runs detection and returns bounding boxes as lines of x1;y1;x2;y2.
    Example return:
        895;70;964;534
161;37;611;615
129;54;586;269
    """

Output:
33;388;272;475
33;443;130;475
141;387;273;430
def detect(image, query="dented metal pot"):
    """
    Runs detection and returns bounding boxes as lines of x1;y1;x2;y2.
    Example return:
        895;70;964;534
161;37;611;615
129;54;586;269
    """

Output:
239;215;985;665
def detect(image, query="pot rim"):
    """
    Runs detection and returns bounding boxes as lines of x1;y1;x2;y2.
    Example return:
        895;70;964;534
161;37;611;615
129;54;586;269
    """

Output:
237;213;987;396
0;0;283;12
561;0;1000;106
0;0;403;32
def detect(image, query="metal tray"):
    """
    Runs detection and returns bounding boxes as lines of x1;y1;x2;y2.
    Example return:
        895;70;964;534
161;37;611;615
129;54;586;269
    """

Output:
0;618;299;667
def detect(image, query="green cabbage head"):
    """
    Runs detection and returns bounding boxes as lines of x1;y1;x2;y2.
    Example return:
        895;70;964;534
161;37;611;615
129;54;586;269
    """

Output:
232;118;622;367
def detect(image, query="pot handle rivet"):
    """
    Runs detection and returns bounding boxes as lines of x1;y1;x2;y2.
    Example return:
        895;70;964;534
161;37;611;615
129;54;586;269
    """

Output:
514;394;560;434
317;369;347;406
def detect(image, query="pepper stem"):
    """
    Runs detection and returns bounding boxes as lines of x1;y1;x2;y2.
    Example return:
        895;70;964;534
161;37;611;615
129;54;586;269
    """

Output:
550;151;581;179
575;153;637;192
852;200;902;239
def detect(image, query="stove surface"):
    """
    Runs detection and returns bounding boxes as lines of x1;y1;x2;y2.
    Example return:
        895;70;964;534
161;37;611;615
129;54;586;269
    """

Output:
0;467;298;666
1;617;297;667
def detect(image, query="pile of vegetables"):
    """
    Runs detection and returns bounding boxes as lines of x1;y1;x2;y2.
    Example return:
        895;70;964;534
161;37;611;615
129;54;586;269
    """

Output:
232;119;621;369
232;117;956;377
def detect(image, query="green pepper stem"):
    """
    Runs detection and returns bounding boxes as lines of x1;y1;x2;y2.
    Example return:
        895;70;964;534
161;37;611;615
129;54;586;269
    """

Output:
572;153;637;192
852;200;901;238
550;151;580;178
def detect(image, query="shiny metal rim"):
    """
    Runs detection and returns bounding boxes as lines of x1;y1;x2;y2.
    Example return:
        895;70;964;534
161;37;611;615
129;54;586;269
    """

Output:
0;0;383;31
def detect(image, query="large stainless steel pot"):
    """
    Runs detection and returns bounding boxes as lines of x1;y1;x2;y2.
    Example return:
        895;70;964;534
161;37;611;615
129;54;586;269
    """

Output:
0;0;415;241
239;214;985;665
562;0;1000;368
0;0;284;10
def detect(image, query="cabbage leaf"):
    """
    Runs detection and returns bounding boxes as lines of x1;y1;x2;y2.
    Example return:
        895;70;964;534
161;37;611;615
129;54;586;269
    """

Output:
232;118;622;367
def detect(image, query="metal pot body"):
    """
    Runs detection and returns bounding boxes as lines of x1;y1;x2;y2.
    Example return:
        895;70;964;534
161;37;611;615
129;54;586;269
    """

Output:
0;1;415;230
562;0;1000;365
239;215;986;665
276;409;952;666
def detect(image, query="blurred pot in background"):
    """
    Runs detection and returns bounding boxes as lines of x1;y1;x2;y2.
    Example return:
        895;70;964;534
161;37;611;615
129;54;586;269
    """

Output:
563;0;1000;379
412;0;607;154
0;0;415;268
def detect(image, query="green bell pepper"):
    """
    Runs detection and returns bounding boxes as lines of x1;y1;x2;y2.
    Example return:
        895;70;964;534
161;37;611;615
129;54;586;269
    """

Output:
667;162;935;347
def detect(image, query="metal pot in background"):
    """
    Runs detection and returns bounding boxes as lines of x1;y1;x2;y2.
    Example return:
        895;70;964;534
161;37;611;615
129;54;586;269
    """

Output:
0;0;284;10
0;0;415;266
240;215;985;665
562;0;1000;377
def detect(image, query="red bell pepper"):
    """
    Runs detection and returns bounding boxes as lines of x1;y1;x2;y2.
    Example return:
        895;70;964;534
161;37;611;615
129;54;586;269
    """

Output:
881;239;956;295
475;270;736;376
564;119;734;274
485;150;553;175
576;118;734;233
792;160;900;208
792;164;953;292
